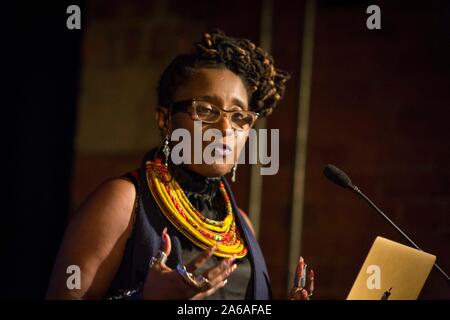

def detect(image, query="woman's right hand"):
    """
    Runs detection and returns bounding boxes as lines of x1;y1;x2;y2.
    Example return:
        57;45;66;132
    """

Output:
142;228;237;300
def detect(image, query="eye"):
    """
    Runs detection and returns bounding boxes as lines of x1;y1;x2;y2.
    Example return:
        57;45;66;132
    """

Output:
231;111;246;120
196;105;213;115
194;101;220;121
231;112;254;127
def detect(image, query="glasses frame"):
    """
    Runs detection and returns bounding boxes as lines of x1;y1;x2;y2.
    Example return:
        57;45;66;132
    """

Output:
169;99;259;131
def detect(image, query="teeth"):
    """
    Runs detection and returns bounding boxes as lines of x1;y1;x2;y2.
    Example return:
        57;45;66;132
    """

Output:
215;146;232;156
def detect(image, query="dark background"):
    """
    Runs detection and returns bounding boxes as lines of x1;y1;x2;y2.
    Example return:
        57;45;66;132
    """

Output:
4;0;450;299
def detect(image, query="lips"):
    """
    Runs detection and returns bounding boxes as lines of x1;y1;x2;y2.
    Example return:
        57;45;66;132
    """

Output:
211;143;232;157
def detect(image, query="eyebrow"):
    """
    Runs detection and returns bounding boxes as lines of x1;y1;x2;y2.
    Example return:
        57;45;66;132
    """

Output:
195;95;247;110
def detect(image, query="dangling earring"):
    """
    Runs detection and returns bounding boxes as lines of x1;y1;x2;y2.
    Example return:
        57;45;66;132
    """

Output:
231;163;238;182
162;135;170;167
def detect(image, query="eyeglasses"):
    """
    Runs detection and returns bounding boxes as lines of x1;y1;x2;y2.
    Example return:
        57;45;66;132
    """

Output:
170;99;259;131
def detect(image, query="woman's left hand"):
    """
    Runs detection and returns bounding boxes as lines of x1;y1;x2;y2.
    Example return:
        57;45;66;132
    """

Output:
289;256;315;300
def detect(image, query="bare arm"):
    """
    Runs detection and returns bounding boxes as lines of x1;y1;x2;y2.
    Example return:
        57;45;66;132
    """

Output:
46;178;136;299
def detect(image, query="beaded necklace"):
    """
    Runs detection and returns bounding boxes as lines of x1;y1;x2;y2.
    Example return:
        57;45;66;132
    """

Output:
146;159;248;258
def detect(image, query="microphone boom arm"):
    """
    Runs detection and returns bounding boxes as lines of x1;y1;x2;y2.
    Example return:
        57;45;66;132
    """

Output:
349;184;450;286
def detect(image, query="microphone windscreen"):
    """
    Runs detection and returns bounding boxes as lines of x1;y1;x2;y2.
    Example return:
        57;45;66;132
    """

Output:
323;164;353;188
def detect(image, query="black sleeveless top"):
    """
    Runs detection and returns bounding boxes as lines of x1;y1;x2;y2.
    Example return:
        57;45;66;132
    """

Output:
106;152;253;299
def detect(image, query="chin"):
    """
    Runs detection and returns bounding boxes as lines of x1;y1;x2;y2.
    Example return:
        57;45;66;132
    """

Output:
186;163;233;178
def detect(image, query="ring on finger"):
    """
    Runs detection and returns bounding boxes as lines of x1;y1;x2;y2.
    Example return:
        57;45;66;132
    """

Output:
195;275;212;291
176;264;211;291
149;250;168;268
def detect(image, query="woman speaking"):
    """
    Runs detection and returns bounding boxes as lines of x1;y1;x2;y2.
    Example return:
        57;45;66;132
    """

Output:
46;30;314;300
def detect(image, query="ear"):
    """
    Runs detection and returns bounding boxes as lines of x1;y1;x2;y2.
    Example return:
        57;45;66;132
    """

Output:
155;107;171;136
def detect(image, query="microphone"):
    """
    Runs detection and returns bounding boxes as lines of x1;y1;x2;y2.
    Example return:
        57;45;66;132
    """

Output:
323;164;450;285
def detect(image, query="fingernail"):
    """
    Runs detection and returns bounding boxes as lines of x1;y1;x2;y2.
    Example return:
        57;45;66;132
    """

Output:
226;264;237;276
161;231;167;244
223;279;228;286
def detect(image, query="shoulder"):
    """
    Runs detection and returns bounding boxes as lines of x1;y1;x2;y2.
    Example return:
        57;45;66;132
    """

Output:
96;177;136;206
46;176;138;299
74;177;137;231
237;208;256;236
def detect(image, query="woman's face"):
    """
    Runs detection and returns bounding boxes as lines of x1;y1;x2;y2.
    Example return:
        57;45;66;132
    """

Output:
156;67;251;177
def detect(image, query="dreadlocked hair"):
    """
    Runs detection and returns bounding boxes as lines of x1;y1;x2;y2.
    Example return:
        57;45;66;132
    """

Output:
157;30;290;117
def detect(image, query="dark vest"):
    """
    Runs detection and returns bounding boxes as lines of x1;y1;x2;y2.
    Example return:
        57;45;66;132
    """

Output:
107;150;272;300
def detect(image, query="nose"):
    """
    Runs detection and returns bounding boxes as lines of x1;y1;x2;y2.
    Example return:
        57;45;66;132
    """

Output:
214;113;234;135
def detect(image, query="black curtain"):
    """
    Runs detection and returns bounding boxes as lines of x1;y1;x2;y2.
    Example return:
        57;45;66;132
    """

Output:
3;2;83;298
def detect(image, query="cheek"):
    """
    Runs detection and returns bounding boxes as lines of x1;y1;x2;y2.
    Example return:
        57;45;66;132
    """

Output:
171;114;188;128
171;114;195;135
234;131;249;155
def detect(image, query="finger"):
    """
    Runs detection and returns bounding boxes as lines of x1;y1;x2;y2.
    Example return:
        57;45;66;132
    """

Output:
307;269;315;295
150;228;172;271
301;289;309;300
298;256;305;278
206;262;237;288
161;227;171;257
304;269;314;293
191;279;229;300
203;256;236;280
185;246;217;273
289;286;298;297
295;256;305;287
289;287;303;300
204;278;229;296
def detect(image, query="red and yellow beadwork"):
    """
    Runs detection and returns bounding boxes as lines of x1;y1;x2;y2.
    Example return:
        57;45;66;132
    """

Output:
146;159;248;259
